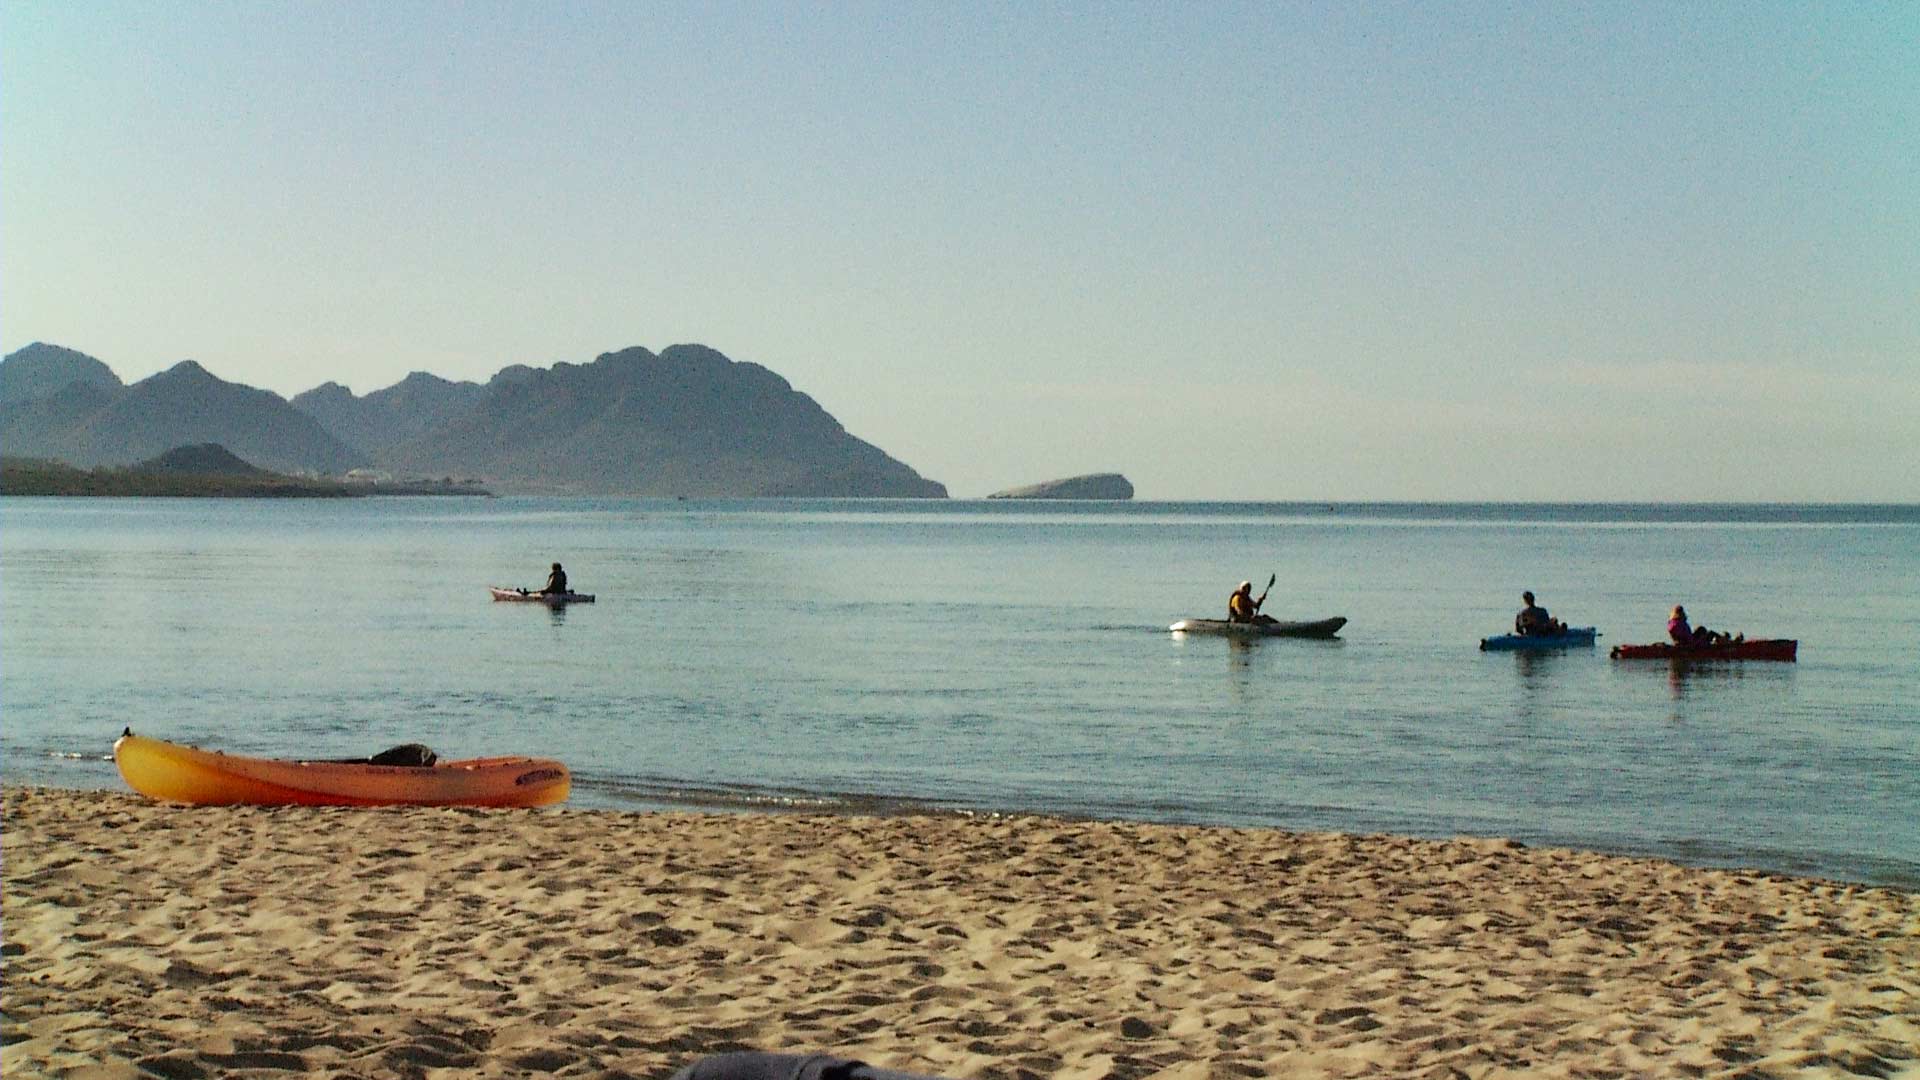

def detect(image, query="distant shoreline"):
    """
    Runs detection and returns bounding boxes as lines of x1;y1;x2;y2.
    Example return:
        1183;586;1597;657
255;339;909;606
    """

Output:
0;469;1910;513
0;458;490;498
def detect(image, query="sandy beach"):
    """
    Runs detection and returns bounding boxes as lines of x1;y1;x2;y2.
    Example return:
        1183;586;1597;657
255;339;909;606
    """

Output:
4;788;1915;1079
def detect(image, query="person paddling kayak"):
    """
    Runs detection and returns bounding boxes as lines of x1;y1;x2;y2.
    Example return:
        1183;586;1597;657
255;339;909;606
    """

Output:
1228;577;1275;625
1669;604;1737;647
1515;591;1567;636
540;562;570;596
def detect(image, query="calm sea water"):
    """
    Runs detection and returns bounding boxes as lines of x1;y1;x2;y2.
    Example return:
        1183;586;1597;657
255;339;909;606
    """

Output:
3;497;1915;886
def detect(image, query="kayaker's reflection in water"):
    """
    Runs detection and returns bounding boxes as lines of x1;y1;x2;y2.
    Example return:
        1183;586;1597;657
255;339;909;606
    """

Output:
541;562;569;595
1227;580;1276;625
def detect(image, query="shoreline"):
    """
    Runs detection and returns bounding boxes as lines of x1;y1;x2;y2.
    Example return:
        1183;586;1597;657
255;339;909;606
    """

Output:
11;770;1917;891
7;788;1916;1079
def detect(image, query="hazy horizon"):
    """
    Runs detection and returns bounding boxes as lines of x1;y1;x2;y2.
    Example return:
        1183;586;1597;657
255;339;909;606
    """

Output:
5;4;1915;501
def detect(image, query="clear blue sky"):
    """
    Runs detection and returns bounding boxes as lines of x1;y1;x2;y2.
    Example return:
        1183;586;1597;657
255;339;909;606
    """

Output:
5;2;1915;499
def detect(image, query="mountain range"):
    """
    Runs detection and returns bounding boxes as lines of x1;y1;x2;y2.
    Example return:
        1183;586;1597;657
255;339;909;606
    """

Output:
291;372;490;456
0;342;945;497
0;348;360;474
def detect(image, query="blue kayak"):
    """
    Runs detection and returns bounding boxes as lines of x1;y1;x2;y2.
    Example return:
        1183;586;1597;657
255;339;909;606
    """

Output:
1480;627;1598;651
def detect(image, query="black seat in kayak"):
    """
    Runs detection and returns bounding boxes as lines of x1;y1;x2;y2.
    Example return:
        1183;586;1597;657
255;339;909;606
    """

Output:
671;1052;950;1080
349;744;439;767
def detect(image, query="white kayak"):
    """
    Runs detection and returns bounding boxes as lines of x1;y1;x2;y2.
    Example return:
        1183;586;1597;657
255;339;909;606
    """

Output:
1169;617;1347;639
490;587;596;605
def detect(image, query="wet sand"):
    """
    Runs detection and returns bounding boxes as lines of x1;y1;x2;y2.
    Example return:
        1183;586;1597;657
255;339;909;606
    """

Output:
4;787;1916;1079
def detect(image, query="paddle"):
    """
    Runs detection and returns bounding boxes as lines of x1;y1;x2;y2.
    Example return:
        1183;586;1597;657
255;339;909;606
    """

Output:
1257;573;1274;609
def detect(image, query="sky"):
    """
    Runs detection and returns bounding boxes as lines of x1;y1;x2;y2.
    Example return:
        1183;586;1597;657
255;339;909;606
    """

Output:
4;2;1915;500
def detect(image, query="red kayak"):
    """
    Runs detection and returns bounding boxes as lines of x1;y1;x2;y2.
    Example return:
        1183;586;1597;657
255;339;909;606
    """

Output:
1610;639;1797;662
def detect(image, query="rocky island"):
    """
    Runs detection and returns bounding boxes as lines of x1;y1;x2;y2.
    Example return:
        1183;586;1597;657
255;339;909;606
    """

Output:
987;472;1134;500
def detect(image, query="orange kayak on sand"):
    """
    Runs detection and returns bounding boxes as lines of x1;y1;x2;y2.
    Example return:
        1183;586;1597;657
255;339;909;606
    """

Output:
112;731;571;808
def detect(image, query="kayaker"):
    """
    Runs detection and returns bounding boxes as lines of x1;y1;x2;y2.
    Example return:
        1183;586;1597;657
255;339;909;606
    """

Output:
1668;604;1734;647
1515;591;1566;636
1228;580;1273;625
540;562;570;596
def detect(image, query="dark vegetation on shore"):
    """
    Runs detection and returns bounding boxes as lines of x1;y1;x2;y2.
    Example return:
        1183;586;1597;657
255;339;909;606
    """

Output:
2;456;354;497
1;444;490;498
